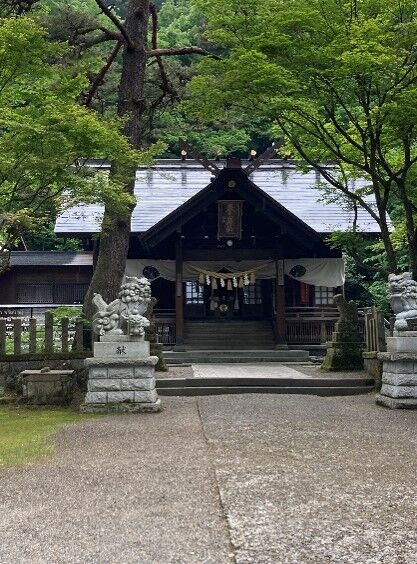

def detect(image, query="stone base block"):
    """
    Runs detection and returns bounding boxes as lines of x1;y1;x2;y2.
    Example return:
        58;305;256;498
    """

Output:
93;340;150;359
82;356;161;413
380;383;417;398
377;349;417;408
85;388;158;404
321;341;364;371
88;378;155;392
387;336;417;353
376;394;417;409
382;372;417;386
80;399;162;414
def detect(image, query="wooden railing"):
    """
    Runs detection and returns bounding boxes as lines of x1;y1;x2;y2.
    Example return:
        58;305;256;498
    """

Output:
154;309;176;346
284;307;337;344
0;312;89;359
286;319;335;344
285;306;339;319
363;307;387;353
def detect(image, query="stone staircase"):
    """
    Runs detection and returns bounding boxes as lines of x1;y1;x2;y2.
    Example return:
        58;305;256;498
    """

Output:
156;376;375;397
184;320;276;350
164;349;310;364
164;320;311;364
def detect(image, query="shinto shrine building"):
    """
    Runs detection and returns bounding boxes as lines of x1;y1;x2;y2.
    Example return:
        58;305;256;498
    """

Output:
1;158;381;348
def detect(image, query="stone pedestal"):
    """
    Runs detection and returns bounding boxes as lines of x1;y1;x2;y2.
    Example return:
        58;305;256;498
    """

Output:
376;332;417;409
81;336;161;413
321;321;363;371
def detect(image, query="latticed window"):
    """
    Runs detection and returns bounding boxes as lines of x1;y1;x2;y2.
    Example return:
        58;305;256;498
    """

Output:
243;281;263;305
185;282;204;305
17;284;53;304
54;284;88;304
17;283;89;304
314;286;335;305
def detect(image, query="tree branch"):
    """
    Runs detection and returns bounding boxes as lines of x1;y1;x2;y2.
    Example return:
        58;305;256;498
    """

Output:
149;3;176;100
93;0;134;50
84;40;122;107
149;47;221;59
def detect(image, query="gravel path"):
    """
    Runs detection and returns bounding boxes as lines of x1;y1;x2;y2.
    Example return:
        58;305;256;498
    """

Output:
0;398;230;564
198;394;417;563
1;394;417;563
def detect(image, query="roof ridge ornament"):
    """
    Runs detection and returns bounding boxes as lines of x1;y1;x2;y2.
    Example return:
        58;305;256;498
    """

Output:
179;139;221;176
244;142;278;176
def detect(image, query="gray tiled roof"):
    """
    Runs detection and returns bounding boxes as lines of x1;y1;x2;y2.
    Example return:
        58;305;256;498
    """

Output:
55;160;382;235
10;251;93;266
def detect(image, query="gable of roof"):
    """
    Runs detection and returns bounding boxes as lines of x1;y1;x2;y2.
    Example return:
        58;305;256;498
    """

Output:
54;160;382;236
141;167;325;250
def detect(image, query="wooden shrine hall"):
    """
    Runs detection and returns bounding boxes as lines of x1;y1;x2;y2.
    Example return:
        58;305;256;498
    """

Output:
51;152;381;349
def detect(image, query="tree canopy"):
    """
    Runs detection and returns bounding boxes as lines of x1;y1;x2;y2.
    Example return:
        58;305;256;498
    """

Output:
0;15;144;272
187;0;417;278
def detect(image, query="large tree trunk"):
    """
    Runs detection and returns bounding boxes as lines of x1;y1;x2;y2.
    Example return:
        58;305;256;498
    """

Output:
379;219;398;276
83;0;150;319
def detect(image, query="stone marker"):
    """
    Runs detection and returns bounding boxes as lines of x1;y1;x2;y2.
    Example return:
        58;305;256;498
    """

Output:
81;276;161;413
377;272;417;409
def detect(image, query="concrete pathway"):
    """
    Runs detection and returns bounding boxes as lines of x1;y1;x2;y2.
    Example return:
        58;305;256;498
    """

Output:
192;363;312;379
1;394;417;563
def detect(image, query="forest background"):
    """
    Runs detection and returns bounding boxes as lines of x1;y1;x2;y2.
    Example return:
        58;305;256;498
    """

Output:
1;0;416;314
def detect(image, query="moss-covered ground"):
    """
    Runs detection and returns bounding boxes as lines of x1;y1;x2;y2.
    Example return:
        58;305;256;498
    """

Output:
0;406;96;468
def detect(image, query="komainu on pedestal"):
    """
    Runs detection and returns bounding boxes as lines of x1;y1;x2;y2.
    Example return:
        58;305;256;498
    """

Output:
377;272;417;409
80;276;161;413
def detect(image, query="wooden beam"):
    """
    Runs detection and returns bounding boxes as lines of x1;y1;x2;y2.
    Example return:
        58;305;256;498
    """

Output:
274;259;288;348
175;236;185;347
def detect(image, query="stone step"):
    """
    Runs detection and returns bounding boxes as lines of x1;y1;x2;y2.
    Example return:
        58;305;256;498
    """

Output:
184;334;274;340
156;377;375;397
184;335;274;349
164;349;310;363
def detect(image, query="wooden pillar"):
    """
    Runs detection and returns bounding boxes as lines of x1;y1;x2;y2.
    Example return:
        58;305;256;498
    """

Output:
175;236;185;347
275;259;288;348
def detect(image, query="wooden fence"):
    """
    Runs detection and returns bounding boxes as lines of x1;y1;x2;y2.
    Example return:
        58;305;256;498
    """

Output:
0;312;88;360
363;306;387;353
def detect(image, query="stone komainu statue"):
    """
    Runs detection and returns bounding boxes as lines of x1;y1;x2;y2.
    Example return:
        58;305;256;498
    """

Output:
388;272;417;332
334;294;359;324
92;276;151;338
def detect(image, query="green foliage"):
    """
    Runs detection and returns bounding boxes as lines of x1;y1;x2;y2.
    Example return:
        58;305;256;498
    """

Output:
51;306;83;323
0;16;145;262
187;0;417;275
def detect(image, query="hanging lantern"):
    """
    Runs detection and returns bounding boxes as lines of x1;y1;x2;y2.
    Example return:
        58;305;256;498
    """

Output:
206;275;211;285
233;277;238;288
227;279;232;291
250;272;256;285
220;278;225;288
239;277;244;288
199;273;204;284
244;273;250;286
212;278;218;290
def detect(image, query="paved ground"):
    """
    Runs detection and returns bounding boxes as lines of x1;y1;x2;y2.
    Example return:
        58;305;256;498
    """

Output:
162;364;367;380
1;393;417;563
192;363;312;379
